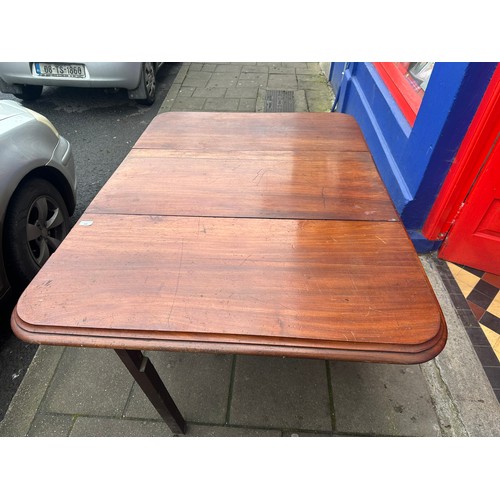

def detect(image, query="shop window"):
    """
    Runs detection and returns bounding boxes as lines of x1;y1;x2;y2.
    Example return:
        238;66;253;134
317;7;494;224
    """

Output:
373;62;434;126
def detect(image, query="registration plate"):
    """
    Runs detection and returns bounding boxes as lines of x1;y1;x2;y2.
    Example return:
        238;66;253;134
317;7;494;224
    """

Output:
34;63;86;78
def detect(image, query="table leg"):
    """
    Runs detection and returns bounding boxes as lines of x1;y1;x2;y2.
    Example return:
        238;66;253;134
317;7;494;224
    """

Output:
115;349;187;434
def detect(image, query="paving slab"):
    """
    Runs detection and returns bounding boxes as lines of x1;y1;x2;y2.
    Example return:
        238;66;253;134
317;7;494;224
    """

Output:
170;96;206;111
177;87;196;98
193;87;227;98
282;430;334;437
229;355;333;432
306;89;336;112
124;351;233;425
70;416;173;437
237;99;257;112
225;86;259;99
282;62;309;69
268;73;298;89
28;413;74;437
329;361;441;436
268;66;296;75
186;424;281;437
42;347;133;417
237;72;269;87
215;64;243;73
243;64;269;73
204;97;240;111
183;71;212;87
201;63;217;72
0;345;64;436
208;72;240;88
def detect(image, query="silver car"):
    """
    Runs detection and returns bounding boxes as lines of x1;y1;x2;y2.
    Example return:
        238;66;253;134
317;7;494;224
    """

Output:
0;62;162;105
0;100;76;301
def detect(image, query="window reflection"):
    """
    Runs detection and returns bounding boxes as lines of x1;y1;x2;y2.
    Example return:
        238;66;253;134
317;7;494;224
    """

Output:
395;62;435;93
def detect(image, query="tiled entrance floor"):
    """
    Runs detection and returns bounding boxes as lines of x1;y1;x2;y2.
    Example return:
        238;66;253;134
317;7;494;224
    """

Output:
437;259;500;402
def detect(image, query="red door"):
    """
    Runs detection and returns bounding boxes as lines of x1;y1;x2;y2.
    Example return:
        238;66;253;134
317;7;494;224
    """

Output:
423;64;500;274
438;134;500;274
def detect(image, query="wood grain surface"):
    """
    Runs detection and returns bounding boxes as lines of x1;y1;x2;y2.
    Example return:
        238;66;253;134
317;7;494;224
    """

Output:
87;150;398;221
13;214;445;363
134;112;370;152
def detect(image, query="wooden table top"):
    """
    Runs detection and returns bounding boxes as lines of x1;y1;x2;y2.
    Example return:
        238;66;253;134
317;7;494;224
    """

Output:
86;149;398;221
133;112;372;152
12;112;446;364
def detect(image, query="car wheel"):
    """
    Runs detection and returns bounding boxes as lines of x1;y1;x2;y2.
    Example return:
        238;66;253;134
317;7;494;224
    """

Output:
4;178;69;291
137;62;156;105
14;84;43;101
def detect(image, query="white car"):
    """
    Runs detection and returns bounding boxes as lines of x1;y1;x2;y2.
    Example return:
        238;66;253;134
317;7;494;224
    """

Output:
0;100;76;301
0;62;162;105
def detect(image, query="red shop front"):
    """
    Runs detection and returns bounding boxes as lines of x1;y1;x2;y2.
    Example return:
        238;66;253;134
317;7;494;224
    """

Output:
423;65;500;275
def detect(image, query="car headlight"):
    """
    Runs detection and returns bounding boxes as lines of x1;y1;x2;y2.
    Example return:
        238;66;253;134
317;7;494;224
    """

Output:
25;108;60;138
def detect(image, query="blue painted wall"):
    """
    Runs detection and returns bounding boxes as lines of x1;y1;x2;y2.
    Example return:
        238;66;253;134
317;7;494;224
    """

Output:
330;62;496;252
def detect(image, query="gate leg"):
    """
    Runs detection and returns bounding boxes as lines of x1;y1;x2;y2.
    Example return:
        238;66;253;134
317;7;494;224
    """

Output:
115;349;187;434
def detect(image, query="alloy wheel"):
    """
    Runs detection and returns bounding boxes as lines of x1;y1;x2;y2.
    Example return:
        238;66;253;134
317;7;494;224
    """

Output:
26;195;66;266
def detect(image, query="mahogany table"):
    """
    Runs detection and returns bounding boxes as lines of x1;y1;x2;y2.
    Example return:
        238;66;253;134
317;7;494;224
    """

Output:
11;112;447;434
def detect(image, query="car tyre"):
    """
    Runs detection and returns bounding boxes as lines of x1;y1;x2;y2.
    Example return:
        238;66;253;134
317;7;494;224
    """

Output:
3;178;69;292
14;84;43;101
137;62;156;105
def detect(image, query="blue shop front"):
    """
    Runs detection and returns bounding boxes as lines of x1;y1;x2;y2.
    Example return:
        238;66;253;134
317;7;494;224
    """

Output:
327;62;499;274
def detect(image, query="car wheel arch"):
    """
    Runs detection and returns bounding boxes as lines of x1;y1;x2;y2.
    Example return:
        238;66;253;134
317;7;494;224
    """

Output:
2;175;71;292
0;167;74;294
14;167;76;217
1;166;75;248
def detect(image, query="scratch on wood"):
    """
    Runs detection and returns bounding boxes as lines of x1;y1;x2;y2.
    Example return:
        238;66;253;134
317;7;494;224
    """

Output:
350;275;359;292
252;168;271;186
167;240;184;323
239;254;252;266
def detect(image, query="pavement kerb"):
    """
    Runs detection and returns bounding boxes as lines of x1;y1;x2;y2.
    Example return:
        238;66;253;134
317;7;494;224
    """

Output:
419;255;500;437
159;63;190;113
0;345;65;436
